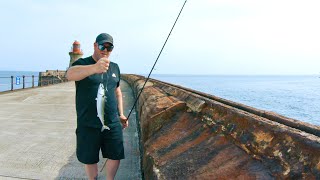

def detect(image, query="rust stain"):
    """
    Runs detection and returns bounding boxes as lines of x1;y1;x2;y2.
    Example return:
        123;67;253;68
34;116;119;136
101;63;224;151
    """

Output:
253;131;274;144
299;153;307;163
147;113;198;153
157;129;212;164
192;136;272;180
273;150;281;157
201;115;215;126
240;144;251;154
252;131;274;152
149;101;185;119
273;149;291;176
284;135;293;143
316;160;320;171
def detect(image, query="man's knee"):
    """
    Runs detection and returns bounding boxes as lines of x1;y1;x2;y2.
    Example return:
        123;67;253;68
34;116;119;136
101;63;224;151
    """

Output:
107;159;120;167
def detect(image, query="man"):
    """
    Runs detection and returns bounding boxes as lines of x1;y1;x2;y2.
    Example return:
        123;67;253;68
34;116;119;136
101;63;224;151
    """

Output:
66;33;128;180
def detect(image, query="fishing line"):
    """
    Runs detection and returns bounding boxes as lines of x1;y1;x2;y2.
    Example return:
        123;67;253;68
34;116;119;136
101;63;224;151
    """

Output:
127;0;188;120
100;0;188;173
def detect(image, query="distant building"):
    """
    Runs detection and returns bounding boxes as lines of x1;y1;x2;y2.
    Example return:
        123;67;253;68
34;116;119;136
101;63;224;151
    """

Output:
69;40;83;67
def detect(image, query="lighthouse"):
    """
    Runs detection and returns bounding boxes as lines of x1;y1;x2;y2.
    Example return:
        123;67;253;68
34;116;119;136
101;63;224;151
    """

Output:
68;40;83;67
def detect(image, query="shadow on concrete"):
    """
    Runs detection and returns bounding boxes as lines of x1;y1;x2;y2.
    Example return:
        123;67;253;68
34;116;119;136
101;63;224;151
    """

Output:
54;152;108;180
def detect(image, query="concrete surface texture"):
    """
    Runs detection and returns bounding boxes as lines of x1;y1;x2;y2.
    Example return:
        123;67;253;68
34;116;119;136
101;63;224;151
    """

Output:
0;81;141;179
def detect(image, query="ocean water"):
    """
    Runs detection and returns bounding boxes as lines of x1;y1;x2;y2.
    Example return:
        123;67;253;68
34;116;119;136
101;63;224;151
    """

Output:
0;71;40;92
1;72;319;126
151;74;320;126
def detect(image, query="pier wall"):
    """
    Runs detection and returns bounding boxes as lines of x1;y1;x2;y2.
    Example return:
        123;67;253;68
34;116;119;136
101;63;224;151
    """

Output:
122;74;320;179
38;70;67;86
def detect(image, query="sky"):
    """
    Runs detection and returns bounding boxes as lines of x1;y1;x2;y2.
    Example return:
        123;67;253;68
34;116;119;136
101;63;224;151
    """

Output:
0;0;319;75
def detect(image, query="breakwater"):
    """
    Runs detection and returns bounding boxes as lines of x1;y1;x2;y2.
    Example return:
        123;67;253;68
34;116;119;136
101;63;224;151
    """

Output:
122;74;320;179
38;70;67;86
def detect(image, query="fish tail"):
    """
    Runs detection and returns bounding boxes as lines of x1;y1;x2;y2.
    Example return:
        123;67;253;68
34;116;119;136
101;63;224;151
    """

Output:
101;125;110;132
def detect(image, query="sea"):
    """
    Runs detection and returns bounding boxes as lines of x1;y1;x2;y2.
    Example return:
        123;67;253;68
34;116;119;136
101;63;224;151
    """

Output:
150;74;320;126
0;71;319;126
0;71;40;92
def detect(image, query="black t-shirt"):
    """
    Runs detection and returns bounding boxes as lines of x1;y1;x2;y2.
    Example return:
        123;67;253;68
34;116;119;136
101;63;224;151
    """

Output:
71;56;121;128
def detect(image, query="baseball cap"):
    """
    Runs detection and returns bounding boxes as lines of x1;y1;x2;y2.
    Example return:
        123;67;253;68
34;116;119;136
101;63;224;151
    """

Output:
96;33;113;46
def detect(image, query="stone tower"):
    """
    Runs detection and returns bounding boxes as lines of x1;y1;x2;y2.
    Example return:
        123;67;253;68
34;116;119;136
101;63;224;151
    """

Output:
69;40;83;67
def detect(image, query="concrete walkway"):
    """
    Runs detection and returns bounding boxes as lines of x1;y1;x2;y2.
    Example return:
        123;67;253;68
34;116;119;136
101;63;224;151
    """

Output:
0;81;141;179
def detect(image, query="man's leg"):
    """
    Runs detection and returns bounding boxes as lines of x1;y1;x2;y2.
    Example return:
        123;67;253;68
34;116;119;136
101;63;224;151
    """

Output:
85;164;98;180
106;159;120;180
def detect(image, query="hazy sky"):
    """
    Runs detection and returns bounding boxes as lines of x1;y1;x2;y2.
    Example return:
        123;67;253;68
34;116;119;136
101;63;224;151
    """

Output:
1;0;319;75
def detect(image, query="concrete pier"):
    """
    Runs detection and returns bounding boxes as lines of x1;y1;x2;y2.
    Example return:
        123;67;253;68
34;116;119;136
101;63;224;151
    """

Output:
2;74;319;179
0;81;141;179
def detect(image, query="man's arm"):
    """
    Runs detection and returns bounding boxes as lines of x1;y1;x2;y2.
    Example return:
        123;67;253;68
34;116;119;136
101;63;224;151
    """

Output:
66;65;96;81
66;58;110;81
116;86;128;128
115;86;124;116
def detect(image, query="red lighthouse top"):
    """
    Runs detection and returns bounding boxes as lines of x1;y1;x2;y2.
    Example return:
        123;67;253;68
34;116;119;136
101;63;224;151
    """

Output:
73;41;80;45
70;40;83;54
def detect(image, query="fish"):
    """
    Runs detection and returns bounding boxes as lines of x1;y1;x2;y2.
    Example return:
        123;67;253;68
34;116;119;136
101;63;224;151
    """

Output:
96;83;110;132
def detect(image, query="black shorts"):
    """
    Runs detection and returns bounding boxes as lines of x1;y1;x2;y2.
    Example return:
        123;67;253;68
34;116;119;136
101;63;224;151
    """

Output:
76;124;125;164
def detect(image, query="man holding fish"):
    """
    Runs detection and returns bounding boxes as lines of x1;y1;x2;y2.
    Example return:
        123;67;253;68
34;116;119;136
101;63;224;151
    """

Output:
66;33;128;180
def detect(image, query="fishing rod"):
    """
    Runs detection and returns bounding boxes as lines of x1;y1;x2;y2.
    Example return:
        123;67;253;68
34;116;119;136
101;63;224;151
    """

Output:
100;0;188;173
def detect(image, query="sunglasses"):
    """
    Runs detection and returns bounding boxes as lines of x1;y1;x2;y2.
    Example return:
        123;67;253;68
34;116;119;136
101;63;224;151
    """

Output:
98;44;114;52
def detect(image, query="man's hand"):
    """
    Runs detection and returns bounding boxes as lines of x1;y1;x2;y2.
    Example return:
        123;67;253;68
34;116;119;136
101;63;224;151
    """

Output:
119;114;128;129
94;58;110;73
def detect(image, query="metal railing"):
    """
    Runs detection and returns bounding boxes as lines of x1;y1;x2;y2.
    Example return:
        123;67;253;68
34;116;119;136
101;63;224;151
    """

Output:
0;75;68;92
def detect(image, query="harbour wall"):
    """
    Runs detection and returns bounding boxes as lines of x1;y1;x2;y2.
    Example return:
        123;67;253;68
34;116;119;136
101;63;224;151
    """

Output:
122;74;320;179
38;70;67;86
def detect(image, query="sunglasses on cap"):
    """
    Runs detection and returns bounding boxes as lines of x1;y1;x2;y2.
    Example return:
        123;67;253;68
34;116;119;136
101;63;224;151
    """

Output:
98;44;114;52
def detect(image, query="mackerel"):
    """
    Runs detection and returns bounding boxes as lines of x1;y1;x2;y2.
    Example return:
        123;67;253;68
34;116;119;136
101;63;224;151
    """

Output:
96;74;110;131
